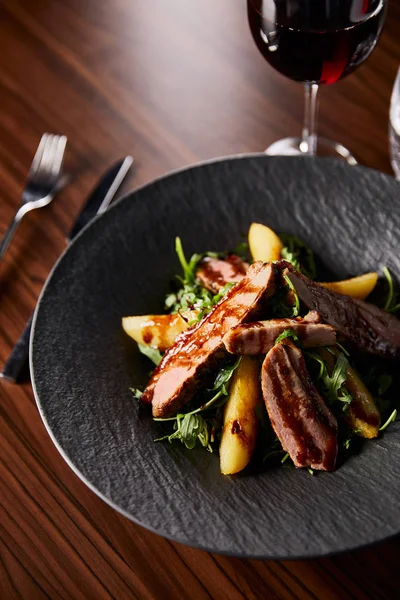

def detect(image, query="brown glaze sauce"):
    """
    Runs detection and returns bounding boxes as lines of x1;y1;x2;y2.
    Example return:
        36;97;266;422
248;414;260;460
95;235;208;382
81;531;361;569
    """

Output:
142;329;153;344
144;262;275;416
263;340;337;470
196;255;248;293
347;398;381;427
282;262;400;361
231;420;242;434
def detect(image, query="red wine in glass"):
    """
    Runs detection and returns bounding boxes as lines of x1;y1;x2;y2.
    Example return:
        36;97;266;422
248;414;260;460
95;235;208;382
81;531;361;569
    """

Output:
247;0;387;159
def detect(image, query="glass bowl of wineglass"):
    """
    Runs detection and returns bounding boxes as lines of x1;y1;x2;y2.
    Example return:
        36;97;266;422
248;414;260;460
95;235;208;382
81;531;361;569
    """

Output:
247;0;387;163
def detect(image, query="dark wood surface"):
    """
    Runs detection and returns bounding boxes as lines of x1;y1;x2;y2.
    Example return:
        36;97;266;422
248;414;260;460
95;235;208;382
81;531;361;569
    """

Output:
1;1;400;598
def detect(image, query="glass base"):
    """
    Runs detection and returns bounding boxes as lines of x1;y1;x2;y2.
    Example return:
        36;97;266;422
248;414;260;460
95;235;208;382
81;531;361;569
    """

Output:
265;137;358;166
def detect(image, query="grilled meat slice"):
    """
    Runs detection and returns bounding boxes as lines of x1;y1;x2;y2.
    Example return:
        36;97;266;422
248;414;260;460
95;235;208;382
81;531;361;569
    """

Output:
223;316;336;355
262;339;338;471
281;261;400;361
303;310;321;324
142;262;276;417
196;255;248;293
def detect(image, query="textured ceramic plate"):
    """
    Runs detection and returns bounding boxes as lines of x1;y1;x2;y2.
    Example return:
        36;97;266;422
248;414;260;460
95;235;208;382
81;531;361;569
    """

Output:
31;155;400;559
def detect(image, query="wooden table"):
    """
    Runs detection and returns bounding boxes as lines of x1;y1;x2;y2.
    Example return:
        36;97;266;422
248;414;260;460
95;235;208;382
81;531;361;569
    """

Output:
1;1;399;598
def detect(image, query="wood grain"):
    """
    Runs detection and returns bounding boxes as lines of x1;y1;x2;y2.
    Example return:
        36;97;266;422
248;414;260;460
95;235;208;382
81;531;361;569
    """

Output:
0;1;400;598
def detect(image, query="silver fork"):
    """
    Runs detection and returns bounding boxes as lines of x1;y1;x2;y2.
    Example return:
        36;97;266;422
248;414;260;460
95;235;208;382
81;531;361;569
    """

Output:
0;133;67;262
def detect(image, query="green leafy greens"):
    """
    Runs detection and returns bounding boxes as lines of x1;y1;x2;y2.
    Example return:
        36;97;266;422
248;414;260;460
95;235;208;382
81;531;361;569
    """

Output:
138;343;163;366
383;267;400;313
280;234;317;279
378;373;393;396
283;275;300;317
379;409;397;432
232;241;250;262
130;387;143;400
274;328;299;345
306;350;353;411
154;358;241;450
164;237;234;321
155;413;212;451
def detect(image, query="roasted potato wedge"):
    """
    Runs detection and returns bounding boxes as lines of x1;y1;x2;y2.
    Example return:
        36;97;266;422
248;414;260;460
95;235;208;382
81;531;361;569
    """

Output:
122;313;193;351
319;272;378;300
318;348;380;439
248;222;283;263
344;368;381;439
220;356;262;475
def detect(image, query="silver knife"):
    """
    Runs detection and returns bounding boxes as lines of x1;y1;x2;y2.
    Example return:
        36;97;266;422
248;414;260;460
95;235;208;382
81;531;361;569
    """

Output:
1;156;133;384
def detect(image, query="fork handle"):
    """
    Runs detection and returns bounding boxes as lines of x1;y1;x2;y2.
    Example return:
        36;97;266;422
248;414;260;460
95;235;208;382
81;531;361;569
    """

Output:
0;207;26;262
1;314;33;383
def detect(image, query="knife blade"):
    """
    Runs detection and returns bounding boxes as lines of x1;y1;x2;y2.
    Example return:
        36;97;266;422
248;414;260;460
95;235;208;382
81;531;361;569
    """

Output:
1;156;133;384
68;156;133;240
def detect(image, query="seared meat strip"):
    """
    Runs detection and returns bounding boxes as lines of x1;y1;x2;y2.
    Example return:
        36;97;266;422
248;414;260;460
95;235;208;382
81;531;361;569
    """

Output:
143;262;276;417
302;310;321;324
196;255;248;293
262;339;338;471
281;261;400;361
223;316;336;355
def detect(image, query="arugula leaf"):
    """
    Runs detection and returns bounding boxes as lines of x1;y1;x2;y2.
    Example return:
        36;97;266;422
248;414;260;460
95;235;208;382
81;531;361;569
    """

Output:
209;357;242;395
130;387;143;400
263;436;285;462
175;237;193;282
269;287;295;319
283;275;300;317
280;234;317;279
306;351;353;410
340;423;361;454
166;238;231;320
156;358;242;425
153;358;241;452
155;413;212;451
330;353;349;398
212;282;236;305
378;373;393;396
275;328;299;345
383;267;400;313
379;409;397;432
233;241;250;262
138;344;163;366
343;436;352;451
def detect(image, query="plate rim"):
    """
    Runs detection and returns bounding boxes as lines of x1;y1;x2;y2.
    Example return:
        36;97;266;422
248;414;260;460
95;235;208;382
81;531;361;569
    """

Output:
30;153;400;559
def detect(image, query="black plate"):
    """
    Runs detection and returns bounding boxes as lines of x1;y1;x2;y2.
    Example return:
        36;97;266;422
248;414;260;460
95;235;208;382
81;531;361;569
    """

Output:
31;155;400;559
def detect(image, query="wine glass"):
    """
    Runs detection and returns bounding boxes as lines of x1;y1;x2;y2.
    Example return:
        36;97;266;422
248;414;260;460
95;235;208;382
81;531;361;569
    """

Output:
389;67;400;180
247;0;387;163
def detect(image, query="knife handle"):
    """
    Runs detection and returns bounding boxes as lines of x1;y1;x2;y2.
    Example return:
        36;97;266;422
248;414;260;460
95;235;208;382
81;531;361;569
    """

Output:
1;315;32;383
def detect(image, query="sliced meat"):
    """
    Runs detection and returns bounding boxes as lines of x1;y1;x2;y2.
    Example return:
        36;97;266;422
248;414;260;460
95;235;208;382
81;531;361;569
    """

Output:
262;339;338;471
280;261;400;361
223;318;336;355
142;262;276;417
303;310;321;324
196;254;248;293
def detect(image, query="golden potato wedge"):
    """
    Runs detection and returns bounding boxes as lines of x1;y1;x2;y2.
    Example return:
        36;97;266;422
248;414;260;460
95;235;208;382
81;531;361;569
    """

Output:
122;313;192;351
220;356;262;475
248;223;283;263
319;272;378;300
318;348;380;439
344;368;381;439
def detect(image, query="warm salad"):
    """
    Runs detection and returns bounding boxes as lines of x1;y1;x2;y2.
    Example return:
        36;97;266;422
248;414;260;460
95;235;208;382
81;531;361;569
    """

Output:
123;223;398;475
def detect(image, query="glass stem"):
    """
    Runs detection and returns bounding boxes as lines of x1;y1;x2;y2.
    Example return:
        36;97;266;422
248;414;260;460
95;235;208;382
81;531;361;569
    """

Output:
301;83;319;155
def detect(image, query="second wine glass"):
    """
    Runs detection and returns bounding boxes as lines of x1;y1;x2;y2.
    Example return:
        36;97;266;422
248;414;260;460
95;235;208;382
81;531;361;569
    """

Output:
248;0;387;163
